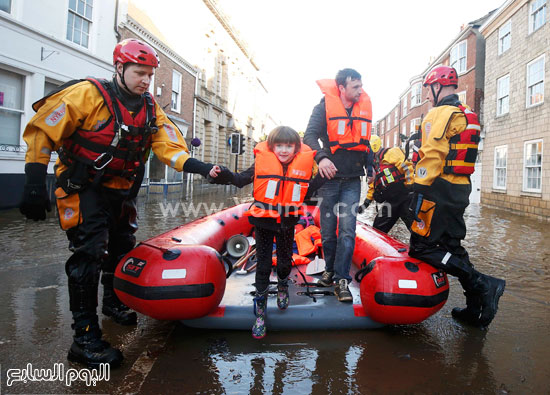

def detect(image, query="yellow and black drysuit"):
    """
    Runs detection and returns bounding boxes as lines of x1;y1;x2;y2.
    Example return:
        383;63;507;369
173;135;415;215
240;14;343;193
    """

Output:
365;147;414;233
408;94;504;327
20;78;213;337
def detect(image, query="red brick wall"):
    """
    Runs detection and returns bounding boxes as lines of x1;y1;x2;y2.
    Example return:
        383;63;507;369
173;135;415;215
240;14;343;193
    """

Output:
119;30;196;136
456;33;479;113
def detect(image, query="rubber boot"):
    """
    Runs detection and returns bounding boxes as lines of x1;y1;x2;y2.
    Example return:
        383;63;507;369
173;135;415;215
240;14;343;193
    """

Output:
276;276;289;310
252;290;268;339
442;255;505;328
102;272;137;325
451;291;482;326
67;312;123;368
470;273;506;327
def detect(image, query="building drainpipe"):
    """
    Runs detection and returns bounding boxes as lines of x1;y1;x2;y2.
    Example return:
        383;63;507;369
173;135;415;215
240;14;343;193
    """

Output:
113;0;121;41
187;71;200;195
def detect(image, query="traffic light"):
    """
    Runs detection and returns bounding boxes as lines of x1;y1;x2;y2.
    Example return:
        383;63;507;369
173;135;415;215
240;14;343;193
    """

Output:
230;133;240;154
239;136;246;155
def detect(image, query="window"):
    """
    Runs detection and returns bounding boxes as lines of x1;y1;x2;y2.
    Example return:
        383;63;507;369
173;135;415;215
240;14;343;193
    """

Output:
44;81;61;96
67;0;93;48
526;55;545;107
385;135;389;148
410;83;422;107
529;0;547;33
523;139;543;192
0;69;24;145
0;0;11;13
410;118;420;137
387;115;391;129
450;41;467;74
498;20;512;55
394;132;398;147
401;124;407;139
494;145;507;189
394;108;398;125
171;70;182;112
497;74;510;116
457;91;466;105
381;120;385;133
402;97;407;116
411;84;422;107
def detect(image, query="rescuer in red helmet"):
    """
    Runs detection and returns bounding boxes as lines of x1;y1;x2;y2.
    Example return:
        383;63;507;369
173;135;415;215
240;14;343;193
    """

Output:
19;38;217;368
408;65;506;328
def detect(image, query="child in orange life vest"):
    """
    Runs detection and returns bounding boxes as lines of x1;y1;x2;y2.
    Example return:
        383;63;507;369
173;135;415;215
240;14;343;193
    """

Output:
209;126;324;339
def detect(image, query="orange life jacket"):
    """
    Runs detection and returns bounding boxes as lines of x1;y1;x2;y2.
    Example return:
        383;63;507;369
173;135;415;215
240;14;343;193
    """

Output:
295;225;322;256
246;141;316;220
443;104;480;175
316;79;372;154
272;254;311;267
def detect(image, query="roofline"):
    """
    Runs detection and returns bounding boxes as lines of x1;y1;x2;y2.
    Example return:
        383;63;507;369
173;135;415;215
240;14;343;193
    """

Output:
202;0;260;71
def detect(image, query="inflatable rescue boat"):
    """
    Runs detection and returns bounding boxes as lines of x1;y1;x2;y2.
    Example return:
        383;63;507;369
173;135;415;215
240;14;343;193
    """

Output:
114;203;449;330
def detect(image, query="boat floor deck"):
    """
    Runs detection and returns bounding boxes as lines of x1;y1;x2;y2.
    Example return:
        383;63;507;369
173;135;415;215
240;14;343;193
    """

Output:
182;265;384;330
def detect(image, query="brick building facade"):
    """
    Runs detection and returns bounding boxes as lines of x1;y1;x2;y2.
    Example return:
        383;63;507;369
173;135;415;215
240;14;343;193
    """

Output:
374;11;493;204
480;0;549;221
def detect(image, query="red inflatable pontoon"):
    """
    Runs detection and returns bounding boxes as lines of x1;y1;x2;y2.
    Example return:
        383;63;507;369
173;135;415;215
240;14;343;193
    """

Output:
114;203;449;328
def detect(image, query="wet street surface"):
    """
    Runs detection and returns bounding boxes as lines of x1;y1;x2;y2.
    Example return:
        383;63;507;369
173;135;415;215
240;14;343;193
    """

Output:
0;183;549;394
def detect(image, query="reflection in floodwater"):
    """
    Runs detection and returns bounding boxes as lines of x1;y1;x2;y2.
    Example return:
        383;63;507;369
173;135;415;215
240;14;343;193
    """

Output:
1;184;549;393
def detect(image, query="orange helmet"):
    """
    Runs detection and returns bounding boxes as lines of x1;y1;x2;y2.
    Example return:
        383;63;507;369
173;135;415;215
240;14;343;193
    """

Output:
423;66;458;87
113;38;159;67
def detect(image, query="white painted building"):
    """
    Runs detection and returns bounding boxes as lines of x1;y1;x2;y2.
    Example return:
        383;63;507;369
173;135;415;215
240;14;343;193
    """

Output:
0;0;119;208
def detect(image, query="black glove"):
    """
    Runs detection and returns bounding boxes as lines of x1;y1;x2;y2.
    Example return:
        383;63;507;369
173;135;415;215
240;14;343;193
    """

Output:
207;166;234;185
182;157;214;178
20;163;51;221
408;192;423;222
357;198;372;214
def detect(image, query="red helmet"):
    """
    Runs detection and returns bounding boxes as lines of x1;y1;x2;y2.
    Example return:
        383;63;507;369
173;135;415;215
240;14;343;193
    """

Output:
113;39;159;67
423;66;458;87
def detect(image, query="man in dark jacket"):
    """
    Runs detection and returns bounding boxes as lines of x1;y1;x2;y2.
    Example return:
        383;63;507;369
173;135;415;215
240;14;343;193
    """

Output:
303;68;373;302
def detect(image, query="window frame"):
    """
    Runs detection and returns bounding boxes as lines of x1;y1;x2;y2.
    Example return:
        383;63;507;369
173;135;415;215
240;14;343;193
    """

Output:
450;40;468;74
171;70;182;113
529;0;547;34
496;74;510;116
0;68;25;146
526;54;545;108
498;19;512;55
410;83;422;108
493;145;508;190
402;96;407;117
66;0;93;48
522;139;543;193
410;118;421;137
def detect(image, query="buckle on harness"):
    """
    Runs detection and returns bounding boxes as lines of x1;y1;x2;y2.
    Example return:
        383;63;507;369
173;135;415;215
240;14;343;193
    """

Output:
93;153;113;170
66;179;83;192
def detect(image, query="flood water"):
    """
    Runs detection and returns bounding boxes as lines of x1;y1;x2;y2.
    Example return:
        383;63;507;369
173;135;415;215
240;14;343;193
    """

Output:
0;183;549;394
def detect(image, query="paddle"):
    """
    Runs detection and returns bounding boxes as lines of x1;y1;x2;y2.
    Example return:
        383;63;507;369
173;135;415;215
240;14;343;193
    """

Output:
306;247;326;275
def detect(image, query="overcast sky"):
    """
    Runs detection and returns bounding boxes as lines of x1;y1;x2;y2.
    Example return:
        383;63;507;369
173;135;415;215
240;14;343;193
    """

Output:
133;0;506;131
